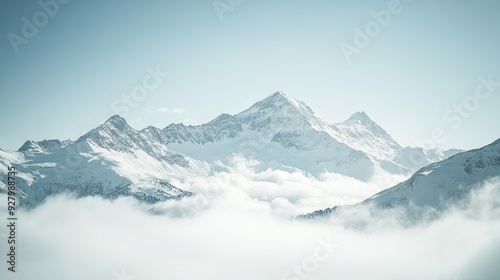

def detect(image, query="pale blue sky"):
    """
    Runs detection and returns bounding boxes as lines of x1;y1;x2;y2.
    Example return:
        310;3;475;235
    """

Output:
0;0;499;151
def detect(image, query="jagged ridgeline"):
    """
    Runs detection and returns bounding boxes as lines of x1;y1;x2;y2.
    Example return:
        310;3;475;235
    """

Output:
0;91;462;208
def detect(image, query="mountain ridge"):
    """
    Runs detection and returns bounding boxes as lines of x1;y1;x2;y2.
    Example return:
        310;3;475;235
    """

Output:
0;91;463;207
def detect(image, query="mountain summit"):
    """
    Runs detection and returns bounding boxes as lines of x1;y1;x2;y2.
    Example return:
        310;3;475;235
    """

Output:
255;90;297;107
236;90;326;133
344;111;375;125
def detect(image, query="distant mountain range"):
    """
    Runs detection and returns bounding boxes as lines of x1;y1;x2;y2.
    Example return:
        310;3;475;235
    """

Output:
0;91;462;208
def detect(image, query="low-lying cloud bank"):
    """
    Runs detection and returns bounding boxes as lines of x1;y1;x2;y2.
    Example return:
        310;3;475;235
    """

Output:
156;155;407;219
0;169;499;280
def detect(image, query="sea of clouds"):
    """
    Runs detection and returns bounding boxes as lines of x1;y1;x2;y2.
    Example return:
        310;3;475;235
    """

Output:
0;158;499;280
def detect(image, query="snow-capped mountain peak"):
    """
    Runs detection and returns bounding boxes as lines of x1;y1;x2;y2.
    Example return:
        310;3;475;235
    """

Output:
239;90;309;114
344;111;374;125
17;139;66;153
236;91;329;134
263;90;301;107
75;114;138;150
335;111;401;152
104;114;129;128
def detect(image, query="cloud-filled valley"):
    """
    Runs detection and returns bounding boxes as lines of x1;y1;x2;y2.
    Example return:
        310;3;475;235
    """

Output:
1;164;499;280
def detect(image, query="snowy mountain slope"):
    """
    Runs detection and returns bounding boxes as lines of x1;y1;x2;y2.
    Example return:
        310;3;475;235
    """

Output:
0;116;208;208
164;91;458;179
298;138;500;219
365;138;500;209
